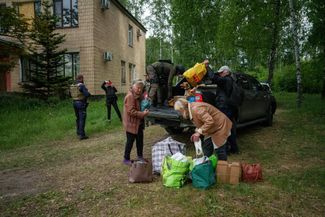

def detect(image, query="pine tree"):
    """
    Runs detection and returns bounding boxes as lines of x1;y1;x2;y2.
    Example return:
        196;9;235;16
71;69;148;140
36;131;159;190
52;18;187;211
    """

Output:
22;0;70;100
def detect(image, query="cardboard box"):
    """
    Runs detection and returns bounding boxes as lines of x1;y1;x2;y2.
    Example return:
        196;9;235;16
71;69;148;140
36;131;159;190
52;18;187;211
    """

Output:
216;161;241;185
216;160;229;183
229;162;241;184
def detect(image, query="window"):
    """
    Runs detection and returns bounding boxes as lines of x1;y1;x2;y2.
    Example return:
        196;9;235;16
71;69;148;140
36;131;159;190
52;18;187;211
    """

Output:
62;53;80;79
34;0;41;16
20;53;80;81
54;0;78;28
121;61;126;85
20;57;32;82
128;25;133;47
128;63;136;84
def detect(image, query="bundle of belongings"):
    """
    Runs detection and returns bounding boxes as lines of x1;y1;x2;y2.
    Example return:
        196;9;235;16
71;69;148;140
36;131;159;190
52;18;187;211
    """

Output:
168;62;208;107
129;136;263;186
152;136;186;175
161;139;218;189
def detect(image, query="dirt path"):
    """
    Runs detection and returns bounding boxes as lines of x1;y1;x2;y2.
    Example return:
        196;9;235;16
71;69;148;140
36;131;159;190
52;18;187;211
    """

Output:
0;125;174;199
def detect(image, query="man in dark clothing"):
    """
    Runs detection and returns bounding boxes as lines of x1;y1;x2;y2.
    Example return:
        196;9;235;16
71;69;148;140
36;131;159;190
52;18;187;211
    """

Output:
146;61;185;106
101;80;122;122
212;66;239;154
70;74;91;140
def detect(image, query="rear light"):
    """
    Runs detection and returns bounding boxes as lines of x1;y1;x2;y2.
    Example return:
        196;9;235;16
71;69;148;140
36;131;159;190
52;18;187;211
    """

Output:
195;93;203;102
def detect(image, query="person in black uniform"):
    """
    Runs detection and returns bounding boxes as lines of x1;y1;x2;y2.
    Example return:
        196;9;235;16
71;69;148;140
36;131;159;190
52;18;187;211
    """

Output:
212;66;239;154
70;74;91;140
101;80;122;122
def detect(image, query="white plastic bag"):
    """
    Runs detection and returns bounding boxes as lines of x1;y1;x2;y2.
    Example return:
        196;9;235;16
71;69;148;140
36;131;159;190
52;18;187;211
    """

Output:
194;140;203;156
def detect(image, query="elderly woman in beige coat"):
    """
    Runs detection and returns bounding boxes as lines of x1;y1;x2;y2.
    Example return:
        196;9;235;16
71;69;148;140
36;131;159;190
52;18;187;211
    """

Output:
174;98;232;160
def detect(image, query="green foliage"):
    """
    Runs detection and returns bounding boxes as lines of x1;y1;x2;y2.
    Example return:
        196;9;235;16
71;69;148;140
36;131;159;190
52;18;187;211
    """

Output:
0;6;28;40
22;0;70;101
146;36;173;65
273;61;323;93
171;0;220;67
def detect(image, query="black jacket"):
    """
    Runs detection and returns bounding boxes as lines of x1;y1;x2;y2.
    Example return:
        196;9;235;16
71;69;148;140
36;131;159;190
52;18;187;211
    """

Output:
101;82;118;101
212;74;233;111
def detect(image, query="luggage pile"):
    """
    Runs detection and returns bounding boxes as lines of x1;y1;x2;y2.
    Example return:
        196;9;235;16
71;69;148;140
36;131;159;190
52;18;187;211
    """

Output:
128;137;263;188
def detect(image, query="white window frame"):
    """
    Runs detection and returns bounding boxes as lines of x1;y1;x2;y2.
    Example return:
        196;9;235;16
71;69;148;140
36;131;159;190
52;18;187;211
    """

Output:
128;25;133;47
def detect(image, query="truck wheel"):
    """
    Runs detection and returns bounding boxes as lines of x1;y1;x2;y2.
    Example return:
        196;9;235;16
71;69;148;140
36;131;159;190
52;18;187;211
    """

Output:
165;127;184;134
264;106;273;126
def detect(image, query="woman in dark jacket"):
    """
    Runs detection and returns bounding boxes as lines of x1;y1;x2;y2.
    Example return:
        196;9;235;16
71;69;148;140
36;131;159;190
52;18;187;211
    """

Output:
101;80;122;122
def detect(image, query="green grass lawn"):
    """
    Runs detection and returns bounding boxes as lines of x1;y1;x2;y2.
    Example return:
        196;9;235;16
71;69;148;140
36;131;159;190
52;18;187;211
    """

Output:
0;92;324;216
0;93;124;150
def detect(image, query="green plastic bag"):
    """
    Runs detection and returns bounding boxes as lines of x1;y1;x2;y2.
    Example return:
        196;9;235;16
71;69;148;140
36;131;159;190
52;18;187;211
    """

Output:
162;156;190;188
191;160;216;189
208;154;218;170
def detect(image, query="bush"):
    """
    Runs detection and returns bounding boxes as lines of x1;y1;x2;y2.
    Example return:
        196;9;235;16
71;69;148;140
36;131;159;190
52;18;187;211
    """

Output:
273;61;323;93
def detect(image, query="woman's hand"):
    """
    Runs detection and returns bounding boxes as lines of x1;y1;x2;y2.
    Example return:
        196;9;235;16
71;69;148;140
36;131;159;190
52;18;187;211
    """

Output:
190;132;201;142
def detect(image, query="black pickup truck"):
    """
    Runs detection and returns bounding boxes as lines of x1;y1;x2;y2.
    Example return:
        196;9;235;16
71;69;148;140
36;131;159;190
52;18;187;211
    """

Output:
146;72;276;134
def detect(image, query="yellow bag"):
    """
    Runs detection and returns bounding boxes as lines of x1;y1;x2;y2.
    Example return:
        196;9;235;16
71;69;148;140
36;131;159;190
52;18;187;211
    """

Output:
183;63;207;87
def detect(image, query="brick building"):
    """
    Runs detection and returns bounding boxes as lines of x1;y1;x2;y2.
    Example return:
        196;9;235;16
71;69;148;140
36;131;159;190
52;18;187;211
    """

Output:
0;0;146;94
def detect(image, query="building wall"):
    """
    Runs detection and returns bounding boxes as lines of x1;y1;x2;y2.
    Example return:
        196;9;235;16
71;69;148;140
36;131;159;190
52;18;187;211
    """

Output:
1;0;146;95
93;0;146;95
54;0;96;93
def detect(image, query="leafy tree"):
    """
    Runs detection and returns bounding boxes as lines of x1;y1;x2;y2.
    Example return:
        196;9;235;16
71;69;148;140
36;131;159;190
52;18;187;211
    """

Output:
306;0;325;99
22;0;70;100
171;0;220;67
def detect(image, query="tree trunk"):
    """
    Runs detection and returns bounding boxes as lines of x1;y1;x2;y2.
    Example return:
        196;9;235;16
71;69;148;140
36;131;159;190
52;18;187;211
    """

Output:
322;46;325;100
289;0;303;107
267;0;281;86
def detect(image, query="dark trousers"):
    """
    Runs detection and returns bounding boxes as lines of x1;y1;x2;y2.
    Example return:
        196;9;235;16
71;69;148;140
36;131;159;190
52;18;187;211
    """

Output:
220;108;239;153
203;138;227;161
106;99;122;121
124;126;144;160
73;101;87;137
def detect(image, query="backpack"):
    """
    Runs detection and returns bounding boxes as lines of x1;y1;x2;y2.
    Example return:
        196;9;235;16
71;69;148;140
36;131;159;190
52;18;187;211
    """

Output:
227;75;244;107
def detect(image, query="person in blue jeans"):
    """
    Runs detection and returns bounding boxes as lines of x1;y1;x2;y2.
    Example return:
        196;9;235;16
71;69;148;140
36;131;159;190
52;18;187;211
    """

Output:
70;74;91;140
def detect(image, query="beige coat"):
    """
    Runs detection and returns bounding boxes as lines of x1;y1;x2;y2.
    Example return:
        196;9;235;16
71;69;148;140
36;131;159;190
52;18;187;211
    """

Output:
189;102;232;147
123;89;146;134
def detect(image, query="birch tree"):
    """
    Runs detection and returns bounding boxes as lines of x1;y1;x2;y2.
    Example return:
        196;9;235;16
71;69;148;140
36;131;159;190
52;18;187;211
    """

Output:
289;0;303;107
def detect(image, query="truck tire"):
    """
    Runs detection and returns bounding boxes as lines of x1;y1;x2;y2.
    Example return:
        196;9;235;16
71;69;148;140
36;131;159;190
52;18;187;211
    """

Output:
264;106;273;127
165;126;184;134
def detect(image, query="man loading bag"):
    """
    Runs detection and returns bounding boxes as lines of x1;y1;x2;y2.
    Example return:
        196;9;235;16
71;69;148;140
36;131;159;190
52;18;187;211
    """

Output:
146;60;185;107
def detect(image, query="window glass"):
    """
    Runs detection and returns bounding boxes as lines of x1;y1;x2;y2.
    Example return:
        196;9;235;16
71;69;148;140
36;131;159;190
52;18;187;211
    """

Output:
129;64;136;84
64;54;72;77
21;58;31;82
74;53;80;79
54;0;78;28
72;0;78;27
128;25;133;47
34;0;41;16
63;0;71;27
121;61;126;85
54;0;62;27
20;53;79;81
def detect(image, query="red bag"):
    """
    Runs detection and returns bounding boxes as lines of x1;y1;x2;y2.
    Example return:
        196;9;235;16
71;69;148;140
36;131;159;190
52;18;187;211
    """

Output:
241;163;263;182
